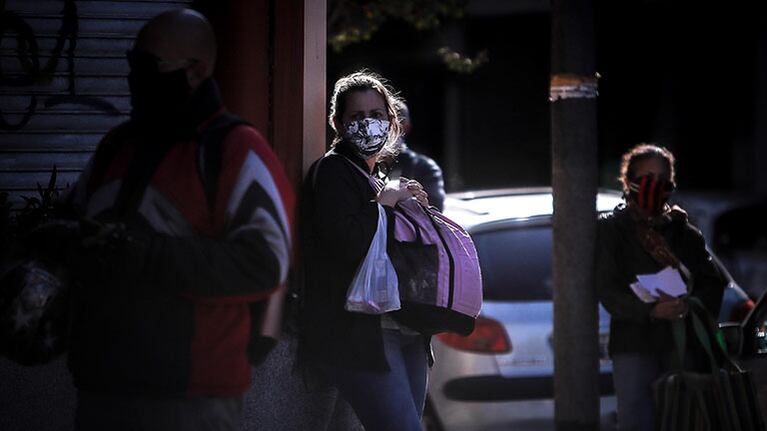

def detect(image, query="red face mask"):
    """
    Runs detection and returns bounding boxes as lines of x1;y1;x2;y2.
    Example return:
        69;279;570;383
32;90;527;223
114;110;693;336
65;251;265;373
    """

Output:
628;175;675;214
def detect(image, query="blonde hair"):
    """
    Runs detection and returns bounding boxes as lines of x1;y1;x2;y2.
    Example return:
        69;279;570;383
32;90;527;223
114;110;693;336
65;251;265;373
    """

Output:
328;70;403;160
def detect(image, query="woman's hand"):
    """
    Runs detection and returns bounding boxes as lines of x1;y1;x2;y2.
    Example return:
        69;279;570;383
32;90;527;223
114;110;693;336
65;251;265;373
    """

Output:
377;177;429;207
650;292;688;320
404;178;430;207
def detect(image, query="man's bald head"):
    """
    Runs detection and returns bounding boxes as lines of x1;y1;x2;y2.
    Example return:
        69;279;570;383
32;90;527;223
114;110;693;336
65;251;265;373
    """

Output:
134;9;216;86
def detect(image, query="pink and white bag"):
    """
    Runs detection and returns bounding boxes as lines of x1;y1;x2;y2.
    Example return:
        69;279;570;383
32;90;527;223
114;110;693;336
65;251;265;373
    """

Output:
388;198;483;335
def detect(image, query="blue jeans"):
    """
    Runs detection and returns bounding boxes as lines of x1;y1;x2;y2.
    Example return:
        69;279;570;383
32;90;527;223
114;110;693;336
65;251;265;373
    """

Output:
612;353;670;431
328;329;429;431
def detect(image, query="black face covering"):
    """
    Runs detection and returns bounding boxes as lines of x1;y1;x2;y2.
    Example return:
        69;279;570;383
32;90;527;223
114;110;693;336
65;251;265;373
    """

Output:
127;50;191;129
628;174;676;214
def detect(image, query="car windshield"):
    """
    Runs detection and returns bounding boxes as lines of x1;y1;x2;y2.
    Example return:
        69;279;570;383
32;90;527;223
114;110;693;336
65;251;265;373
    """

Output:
472;225;553;301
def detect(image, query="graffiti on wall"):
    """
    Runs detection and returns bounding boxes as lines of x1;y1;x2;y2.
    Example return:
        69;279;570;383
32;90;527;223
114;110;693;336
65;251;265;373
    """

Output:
0;0;120;131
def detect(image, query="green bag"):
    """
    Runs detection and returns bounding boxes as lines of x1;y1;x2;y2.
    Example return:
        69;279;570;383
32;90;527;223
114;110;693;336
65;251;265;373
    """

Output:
654;298;765;431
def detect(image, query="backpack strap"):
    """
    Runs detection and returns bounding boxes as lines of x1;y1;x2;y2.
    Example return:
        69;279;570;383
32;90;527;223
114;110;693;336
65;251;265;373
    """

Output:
196;112;250;211
100;113;248;221
112;139;174;219
193;113;283;367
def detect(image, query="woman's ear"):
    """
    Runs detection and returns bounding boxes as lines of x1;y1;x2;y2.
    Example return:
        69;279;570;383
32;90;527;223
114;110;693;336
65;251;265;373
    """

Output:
333;117;344;136
621;176;632;195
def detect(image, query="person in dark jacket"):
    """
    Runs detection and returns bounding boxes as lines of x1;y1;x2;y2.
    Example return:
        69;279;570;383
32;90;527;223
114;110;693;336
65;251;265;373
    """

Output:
596;144;727;431
301;71;431;431
41;9;294;431
390;101;446;211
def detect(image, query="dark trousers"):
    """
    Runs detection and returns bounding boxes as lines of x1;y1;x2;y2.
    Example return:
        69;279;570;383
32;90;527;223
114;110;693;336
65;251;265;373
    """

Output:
327;329;429;431
74;391;243;431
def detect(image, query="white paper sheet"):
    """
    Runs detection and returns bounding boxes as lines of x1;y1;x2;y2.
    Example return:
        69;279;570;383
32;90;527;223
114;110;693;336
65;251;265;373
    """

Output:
630;281;657;303
633;266;688;301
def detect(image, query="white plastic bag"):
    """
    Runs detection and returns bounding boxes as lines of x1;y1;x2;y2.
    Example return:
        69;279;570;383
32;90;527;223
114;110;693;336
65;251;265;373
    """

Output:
344;204;401;314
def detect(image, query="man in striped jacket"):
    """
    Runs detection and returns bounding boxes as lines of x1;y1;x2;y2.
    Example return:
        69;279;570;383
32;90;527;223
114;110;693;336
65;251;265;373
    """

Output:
60;9;293;430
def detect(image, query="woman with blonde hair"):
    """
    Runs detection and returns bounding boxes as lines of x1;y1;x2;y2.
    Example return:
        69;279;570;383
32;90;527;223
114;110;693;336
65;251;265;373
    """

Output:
300;71;430;431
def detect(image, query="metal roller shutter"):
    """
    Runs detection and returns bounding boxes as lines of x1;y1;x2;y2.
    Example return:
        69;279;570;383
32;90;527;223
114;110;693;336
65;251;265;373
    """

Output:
0;0;190;208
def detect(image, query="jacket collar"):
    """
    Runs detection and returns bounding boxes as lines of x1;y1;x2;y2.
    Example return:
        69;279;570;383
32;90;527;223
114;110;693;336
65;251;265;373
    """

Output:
613;201;688;229
188;78;225;132
332;141;375;175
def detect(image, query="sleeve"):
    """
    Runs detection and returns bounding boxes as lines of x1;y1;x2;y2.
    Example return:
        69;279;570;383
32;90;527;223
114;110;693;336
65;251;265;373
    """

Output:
312;156;379;264
595;217;654;323
116;229;284;303
81;126;294;303
685;224;727;318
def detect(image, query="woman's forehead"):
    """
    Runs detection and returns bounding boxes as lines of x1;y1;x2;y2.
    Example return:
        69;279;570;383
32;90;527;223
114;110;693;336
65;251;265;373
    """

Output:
633;156;669;174
344;89;386;112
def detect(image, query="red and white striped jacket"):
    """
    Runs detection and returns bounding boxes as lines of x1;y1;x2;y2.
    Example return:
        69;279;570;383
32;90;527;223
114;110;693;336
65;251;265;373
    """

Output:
65;95;294;397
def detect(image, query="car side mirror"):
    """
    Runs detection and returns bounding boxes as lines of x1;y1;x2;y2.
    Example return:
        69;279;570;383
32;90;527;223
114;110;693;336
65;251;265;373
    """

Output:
718;322;743;356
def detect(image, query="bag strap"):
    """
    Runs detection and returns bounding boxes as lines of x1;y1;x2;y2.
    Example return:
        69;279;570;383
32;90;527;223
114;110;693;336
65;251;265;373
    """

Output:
671;319;687;369
688;296;744;372
333;154;433;246
336;154;384;193
670;311;719;373
111;133;175;219
106;113;247;219
392;203;425;243
690;308;719;373
671;303;726;373
197;113;250;210
671;296;744;374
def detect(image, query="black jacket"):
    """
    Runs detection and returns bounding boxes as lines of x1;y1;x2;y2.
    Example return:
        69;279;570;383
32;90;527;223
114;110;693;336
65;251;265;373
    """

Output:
595;204;727;356
392;144;445;212
301;143;392;371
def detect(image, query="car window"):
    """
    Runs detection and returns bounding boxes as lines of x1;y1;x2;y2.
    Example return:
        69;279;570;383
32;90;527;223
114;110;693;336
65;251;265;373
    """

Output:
723;251;767;300
472;225;553;301
712;201;767;300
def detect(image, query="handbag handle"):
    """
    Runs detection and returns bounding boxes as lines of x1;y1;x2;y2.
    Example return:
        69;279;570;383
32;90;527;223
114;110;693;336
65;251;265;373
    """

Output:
394;204;426;244
672;296;744;374
670;312;718;373
690;308;719;373
335;153;429;244
688;296;745;372
671;319;687;370
670;300;722;373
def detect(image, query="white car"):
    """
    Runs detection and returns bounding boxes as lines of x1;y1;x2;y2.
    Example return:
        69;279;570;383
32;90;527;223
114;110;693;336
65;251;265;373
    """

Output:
423;188;621;431
423;188;753;431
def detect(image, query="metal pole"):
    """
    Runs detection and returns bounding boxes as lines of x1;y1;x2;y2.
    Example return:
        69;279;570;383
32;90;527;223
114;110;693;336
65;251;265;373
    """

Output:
550;0;600;430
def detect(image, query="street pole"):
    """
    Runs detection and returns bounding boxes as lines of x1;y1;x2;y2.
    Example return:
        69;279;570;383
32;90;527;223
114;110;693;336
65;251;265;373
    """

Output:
550;0;600;430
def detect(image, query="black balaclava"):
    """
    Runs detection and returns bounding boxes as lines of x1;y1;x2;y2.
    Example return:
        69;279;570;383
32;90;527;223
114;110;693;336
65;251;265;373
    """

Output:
127;50;192;130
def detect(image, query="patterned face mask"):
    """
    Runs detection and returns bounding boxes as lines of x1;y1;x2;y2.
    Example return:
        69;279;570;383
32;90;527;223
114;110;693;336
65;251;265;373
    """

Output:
628;174;676;214
343;118;390;158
